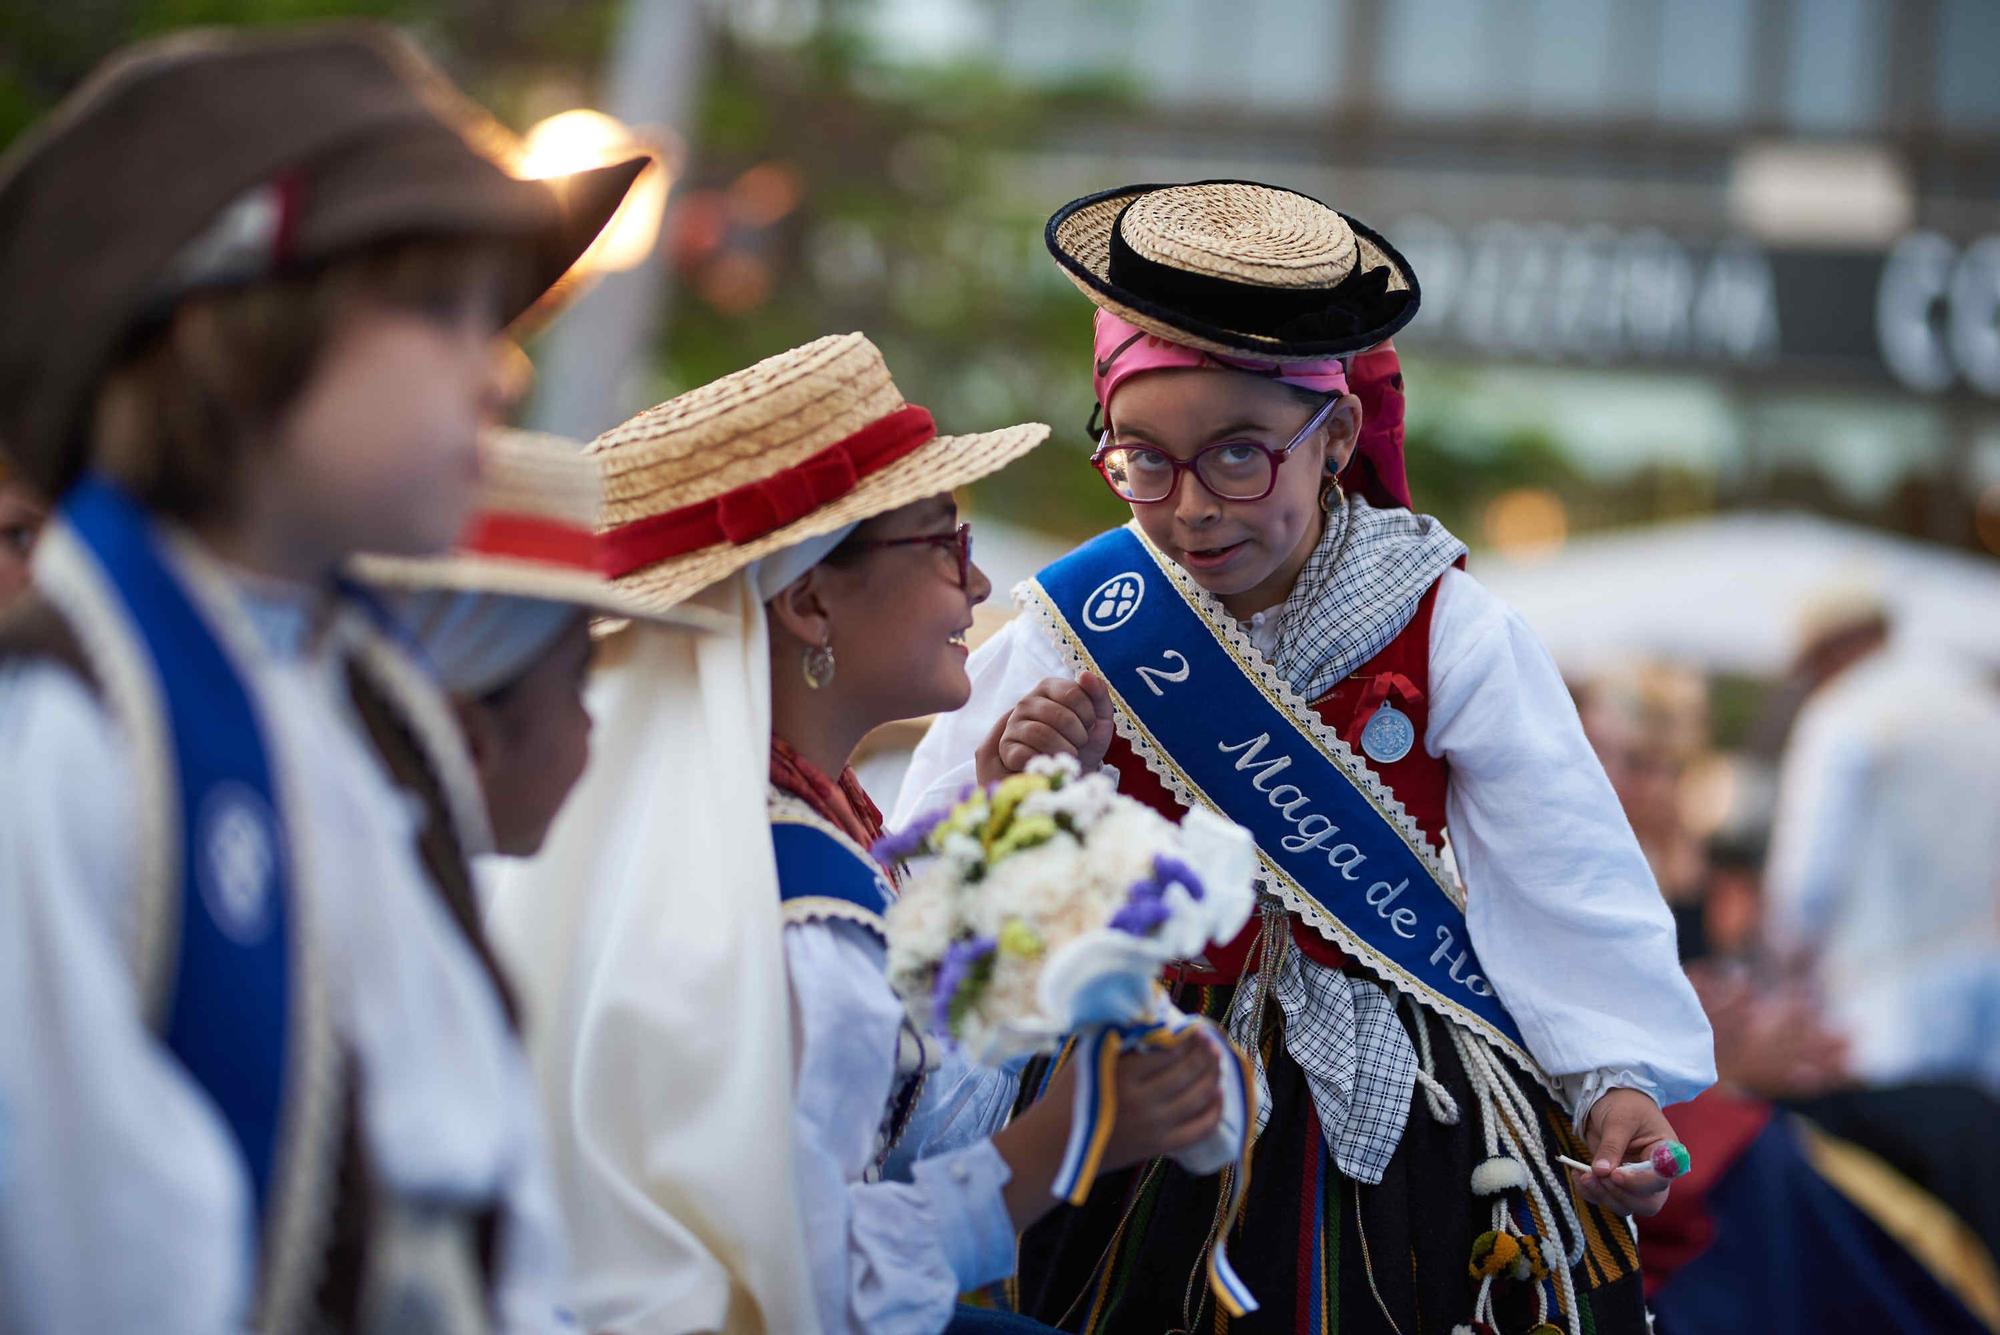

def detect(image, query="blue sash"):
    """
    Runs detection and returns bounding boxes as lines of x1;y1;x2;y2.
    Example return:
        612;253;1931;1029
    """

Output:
1030;524;1535;1072
769;810;893;938
62;478;300;1227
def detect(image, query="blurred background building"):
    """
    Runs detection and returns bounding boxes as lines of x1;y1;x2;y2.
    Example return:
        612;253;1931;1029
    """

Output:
11;0;1997;560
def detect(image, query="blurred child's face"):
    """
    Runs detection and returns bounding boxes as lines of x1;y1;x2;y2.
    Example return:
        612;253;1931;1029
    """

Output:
1107;369;1358;617
461;612;594;857
271;271;514;565
0;481;46;605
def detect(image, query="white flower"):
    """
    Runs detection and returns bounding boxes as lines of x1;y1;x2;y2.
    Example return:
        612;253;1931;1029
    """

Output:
1025;752;1081;781
881;765;1263;1066
1176;807;1257;944
884;875;956;996
939;832;984;879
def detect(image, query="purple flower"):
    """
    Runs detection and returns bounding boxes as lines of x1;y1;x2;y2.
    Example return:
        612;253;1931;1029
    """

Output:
931;936;997;1034
1152;853;1206;901
1109;897;1173;935
871;806;950;865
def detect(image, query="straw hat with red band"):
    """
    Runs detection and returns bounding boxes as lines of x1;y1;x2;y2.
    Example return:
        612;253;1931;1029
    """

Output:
591;332;1050;613
1046;179;1420;362
352;428;724;631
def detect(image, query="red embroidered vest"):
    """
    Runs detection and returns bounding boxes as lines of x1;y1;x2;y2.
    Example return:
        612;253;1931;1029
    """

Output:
1103;579;1451;984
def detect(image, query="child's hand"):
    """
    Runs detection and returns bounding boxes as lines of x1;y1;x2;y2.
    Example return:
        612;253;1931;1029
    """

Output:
1101;1037;1224;1172
975;672;1114;786
1572;1088;1678;1217
991;1034;1224;1231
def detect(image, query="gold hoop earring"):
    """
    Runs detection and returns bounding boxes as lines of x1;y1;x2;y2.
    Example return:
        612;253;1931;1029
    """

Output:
1318;473;1345;514
802;639;836;689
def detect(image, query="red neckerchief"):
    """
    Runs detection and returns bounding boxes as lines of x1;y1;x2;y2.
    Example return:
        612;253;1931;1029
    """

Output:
769;735;891;881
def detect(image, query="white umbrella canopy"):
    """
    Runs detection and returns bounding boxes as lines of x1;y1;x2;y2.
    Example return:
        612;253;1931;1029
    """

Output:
1475;511;2000;678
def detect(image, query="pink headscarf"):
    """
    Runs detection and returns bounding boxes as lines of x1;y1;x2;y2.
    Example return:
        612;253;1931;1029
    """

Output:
1090;309;1413;510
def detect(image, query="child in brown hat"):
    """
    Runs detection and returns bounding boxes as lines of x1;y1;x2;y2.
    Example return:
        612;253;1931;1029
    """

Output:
0;24;640;1331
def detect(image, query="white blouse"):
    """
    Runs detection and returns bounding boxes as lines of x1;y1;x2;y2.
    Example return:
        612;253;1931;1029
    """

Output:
895;565;1715;1120
783;917;1018;1335
0;582;566;1331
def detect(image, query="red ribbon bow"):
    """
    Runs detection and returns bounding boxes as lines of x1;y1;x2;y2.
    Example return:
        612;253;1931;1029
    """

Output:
1342;671;1425;751
716;448;858;544
599;404;937;578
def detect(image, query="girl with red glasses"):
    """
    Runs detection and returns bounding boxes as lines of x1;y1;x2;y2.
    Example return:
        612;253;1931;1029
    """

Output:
898;181;1714;1335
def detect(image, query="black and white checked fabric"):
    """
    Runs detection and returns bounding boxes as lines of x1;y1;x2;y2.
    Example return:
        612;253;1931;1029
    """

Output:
1228;495;1465;1182
1269;495;1468;703
1228;942;1417;1184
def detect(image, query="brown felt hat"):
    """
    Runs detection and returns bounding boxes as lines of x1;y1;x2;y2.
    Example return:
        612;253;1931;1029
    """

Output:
0;22;645;499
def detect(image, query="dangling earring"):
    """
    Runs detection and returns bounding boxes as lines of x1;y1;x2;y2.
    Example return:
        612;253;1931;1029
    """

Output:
1319;471;1345;514
802;637;836;689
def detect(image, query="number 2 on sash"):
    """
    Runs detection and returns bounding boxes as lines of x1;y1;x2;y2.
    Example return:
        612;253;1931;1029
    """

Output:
1134;650;1191;697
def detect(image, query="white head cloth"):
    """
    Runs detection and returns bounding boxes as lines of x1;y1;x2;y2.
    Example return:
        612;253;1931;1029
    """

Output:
483;536;848;1333
389;589;579;697
749;522;855;603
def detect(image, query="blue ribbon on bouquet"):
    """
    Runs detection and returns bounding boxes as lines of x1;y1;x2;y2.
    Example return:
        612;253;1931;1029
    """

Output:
1051;1012;1260;1318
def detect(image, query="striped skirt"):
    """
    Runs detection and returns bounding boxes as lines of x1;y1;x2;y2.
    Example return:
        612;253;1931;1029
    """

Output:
1005;979;1651;1335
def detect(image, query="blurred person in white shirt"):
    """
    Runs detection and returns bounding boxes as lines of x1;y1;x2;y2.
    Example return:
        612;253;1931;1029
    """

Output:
1765;586;2000;1095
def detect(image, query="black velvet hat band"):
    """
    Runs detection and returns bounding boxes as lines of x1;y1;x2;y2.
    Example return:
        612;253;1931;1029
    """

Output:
1106;202;1412;345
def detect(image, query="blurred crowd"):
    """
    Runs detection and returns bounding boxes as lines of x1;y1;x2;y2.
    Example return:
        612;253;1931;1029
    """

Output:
1573;595;2000;1311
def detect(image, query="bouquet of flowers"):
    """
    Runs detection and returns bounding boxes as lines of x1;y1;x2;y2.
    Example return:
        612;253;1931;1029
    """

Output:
875;754;1257;1064
875;753;1264;1316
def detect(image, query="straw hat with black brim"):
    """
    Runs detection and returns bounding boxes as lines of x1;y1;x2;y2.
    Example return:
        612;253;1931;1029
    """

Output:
590;332;1050;614
351;428;725;633
1045;179;1421;362
0;22;645;501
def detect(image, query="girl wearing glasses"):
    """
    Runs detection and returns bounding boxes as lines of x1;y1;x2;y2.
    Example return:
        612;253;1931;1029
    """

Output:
896;183;1713;1334
484;334;1230;1335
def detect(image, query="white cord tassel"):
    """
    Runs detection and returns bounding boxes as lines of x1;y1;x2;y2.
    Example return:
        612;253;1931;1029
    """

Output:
1447;1024;1587;1335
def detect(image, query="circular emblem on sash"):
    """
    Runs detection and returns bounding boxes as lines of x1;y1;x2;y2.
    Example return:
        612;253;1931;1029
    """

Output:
196;784;281;945
1360;702;1416;765
1083;571;1146;632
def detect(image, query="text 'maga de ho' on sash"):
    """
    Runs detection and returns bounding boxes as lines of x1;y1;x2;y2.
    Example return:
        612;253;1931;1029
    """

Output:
1029;523;1541;1079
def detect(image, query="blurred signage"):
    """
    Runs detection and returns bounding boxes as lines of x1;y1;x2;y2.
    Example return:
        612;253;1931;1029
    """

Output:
1392;216;2000;399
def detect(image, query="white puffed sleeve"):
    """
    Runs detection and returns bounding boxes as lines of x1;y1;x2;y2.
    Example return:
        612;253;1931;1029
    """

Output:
1427;568;1715;1117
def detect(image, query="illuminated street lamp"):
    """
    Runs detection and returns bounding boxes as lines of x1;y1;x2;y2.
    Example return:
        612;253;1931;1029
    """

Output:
519;108;670;274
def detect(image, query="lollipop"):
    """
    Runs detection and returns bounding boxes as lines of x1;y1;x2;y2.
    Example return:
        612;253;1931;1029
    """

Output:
1558;1141;1692;1181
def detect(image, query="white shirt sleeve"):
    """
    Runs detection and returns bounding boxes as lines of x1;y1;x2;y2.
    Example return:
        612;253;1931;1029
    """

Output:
785;919;1015;1335
0;665;255;1334
892;614;1069;828
890;1048;1021;1171
1427;569;1715;1116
